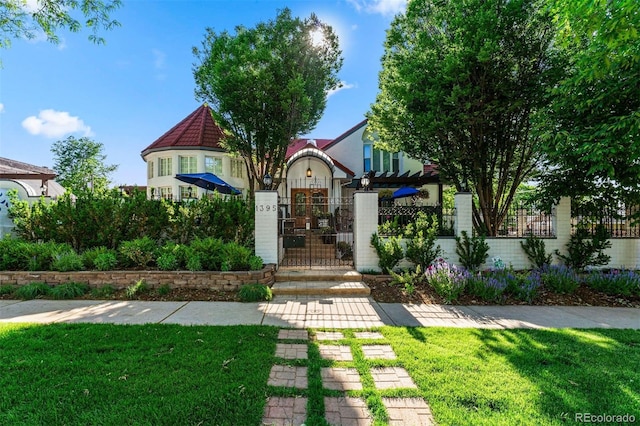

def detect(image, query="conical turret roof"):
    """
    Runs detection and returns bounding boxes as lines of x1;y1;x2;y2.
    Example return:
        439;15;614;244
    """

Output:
141;104;226;157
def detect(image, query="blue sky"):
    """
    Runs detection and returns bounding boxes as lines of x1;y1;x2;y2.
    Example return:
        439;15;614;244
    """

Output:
0;0;406;185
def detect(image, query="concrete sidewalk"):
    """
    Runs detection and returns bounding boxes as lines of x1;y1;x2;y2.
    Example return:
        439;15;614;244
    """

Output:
0;297;638;329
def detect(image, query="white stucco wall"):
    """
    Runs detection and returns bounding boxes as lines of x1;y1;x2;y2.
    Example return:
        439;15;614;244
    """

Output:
143;149;249;199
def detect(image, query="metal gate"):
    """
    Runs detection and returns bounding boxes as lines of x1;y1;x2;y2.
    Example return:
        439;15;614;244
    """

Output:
278;195;354;268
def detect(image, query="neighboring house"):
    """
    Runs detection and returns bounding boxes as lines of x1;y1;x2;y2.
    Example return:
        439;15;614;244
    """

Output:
0;157;66;237
141;105;441;205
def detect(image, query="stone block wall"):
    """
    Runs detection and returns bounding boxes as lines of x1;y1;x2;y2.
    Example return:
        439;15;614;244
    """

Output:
0;264;277;291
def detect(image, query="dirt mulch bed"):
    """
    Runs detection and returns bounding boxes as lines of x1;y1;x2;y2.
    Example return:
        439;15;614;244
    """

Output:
2;278;639;307
366;277;640;308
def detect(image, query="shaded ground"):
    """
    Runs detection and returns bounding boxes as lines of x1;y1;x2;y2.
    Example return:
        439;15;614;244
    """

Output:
3;277;638;307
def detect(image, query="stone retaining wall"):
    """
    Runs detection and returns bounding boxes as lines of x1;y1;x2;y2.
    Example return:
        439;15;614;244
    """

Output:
0;264;277;291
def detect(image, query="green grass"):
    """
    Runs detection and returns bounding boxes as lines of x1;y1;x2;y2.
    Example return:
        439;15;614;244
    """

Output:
0;324;279;425
0;325;638;425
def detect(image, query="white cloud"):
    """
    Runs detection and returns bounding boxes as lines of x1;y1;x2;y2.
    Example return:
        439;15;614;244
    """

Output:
0;103;4;113
21;109;93;138
347;0;407;16
328;81;356;98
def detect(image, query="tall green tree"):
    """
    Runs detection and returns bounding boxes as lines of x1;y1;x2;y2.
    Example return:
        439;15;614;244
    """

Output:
51;136;117;193
193;8;342;196
0;0;121;48
538;0;640;207
368;0;562;235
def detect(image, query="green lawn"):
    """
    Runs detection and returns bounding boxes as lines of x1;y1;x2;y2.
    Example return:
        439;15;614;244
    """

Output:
1;324;638;425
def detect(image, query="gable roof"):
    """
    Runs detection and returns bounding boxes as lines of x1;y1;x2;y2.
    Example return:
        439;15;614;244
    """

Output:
321;118;368;152
0;157;57;180
141;104;226;157
286;142;355;177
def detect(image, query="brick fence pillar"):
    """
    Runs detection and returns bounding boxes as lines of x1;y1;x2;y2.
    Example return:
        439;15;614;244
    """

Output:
353;191;379;272
254;190;279;265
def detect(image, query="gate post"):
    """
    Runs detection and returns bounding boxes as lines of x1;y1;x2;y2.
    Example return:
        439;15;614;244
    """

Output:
255;190;279;265
353;191;379;272
454;191;473;237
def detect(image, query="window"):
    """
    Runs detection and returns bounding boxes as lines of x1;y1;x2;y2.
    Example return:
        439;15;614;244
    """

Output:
205;156;223;175
159;187;173;200
147;161;154;179
158;157;172;177
179;186;195;200
230;159;244;178
363;145;372;172
179;156;197;174
363;144;399;173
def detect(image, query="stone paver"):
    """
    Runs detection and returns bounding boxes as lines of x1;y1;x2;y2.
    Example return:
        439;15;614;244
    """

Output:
319;344;353;361
315;331;344;340
261;396;307;426
321;367;363;390
267;365;308;389
383;398;435;426
370;367;417;389
362;345;396;360
275;343;308;360
324;397;372;426
278;329;309;340
354;331;384;339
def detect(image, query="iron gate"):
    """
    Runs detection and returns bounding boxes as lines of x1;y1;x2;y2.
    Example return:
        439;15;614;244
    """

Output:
278;196;354;268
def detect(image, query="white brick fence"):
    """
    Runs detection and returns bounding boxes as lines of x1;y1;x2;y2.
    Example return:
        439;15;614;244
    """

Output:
255;191;640;271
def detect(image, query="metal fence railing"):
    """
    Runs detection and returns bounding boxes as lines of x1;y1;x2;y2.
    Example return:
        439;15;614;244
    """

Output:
490;202;555;238
378;204;455;236
572;204;640;238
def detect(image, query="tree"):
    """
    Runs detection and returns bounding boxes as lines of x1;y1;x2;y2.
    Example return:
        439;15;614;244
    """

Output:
193;8;342;196
1;0;121;48
538;0;640;207
367;0;563;235
51;136;118;193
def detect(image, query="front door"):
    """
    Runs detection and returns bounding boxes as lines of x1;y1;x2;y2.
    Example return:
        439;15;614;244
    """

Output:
292;188;328;228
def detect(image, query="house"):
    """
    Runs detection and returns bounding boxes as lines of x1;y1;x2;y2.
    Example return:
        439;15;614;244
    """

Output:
141;105;442;207
0;157;66;237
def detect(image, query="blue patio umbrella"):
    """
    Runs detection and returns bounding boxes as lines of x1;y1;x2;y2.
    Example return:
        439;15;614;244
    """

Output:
392;186;419;199
175;173;241;195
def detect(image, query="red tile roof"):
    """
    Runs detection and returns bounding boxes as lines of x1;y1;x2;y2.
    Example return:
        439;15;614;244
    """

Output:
141;105;226;157
285;138;333;158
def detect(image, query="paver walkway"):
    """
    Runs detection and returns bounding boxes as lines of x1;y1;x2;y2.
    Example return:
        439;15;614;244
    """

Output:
262;329;435;425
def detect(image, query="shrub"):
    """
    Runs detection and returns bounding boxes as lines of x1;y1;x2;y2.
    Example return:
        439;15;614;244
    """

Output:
0;237;31;270
125;279;149;299
404;213;442;269
49;282;89;299
390;266;423;295
186;255;203;272
14;282;50;300
119;237;158;268
0;284;15;295
248;255;263;271
538;264;579;294
370;233;404;274
222;242;252;270
238;283;272;302
585;269;640;296
81;246;110;269
92;284;115;298
157;253;179;271
424;259;469;303
189;237;225;271
23;241;75;271
52;252;84;272
556;222;611;271
94;252;118;271
455;231;489;271
157;284;171;296
510;274;542;303
520;235;552;269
